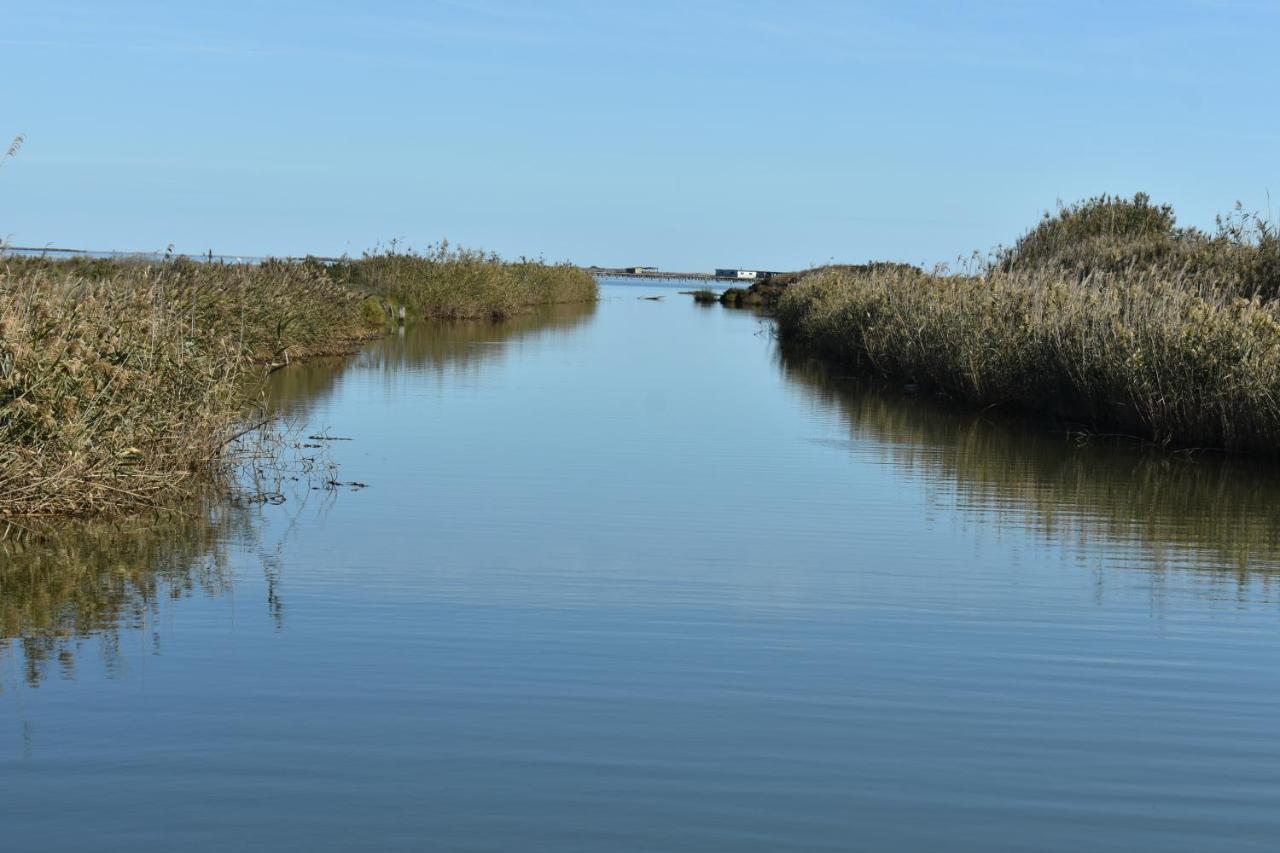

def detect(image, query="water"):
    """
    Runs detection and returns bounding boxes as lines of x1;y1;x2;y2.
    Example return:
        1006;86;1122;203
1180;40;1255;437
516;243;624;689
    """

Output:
4;281;1280;851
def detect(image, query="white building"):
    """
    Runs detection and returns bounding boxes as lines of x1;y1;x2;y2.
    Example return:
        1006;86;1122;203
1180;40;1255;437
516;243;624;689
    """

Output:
716;268;769;280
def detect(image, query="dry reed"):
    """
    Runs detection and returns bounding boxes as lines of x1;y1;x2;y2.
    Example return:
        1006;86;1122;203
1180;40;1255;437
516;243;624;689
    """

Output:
1;247;597;517
777;196;1280;454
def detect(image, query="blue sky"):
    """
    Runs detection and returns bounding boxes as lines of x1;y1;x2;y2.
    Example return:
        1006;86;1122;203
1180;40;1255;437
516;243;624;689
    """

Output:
2;1;1277;270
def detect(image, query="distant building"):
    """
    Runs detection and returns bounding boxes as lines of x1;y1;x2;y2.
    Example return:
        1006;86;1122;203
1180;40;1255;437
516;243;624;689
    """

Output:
716;269;778;280
628;266;659;274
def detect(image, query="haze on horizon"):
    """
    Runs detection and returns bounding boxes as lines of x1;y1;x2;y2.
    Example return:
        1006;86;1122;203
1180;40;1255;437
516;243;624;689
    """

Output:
2;0;1277;271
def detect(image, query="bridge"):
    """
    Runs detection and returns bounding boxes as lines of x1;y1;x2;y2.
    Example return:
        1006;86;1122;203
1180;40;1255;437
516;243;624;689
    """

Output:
1;246;757;283
587;267;749;282
0;245;340;265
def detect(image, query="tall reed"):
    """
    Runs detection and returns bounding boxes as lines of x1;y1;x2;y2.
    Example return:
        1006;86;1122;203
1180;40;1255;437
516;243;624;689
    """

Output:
331;243;598;321
0;247;598;517
777;196;1280;454
0;257;382;516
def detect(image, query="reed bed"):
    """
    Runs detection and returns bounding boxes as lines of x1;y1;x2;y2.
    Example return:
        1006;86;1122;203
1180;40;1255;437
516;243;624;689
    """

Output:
0;257;383;517
777;195;1280;455
996;193;1280;298
0;248;597;517
332;244;598;321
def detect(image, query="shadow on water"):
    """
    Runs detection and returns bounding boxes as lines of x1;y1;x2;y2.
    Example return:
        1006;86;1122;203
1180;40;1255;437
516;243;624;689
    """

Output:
779;347;1280;587
0;303;598;687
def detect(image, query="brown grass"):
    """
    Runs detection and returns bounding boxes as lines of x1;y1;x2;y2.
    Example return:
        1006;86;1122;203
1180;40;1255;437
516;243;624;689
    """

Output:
330;243;599;321
0;247;598;517
777;196;1280;454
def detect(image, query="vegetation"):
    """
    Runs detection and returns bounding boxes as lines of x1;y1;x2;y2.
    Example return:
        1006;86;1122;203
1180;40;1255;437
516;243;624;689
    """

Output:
996;193;1280;298
0;257;380;517
688;280;795;308
329;243;597;321
708;264;921;310
0;249;598;517
777;195;1280;455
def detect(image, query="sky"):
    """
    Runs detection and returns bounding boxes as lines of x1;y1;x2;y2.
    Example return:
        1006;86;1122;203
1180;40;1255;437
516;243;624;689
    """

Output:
1;0;1277;271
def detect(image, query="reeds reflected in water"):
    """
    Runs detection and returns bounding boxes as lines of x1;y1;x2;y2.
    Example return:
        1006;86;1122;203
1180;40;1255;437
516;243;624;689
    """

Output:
781;351;1280;590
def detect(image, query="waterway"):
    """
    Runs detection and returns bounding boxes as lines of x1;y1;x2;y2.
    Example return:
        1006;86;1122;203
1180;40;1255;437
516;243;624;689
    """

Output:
4;282;1280;851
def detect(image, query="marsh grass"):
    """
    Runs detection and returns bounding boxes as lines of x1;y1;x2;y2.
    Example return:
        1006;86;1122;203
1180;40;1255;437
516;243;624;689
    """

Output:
331;243;598;321
777;196;1280;455
998;193;1280;299
0;257;381;516
0;246;597;517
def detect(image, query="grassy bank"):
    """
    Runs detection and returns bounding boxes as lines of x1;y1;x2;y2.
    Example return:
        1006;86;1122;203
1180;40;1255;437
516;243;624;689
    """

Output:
0;250;598;516
0;257;383;516
777;195;1280;455
330;244;598;321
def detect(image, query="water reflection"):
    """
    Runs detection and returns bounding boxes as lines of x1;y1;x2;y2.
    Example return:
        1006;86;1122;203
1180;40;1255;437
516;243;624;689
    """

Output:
780;350;1280;585
268;301;597;417
1;303;599;688
0;505;249;686
8;293;1280;851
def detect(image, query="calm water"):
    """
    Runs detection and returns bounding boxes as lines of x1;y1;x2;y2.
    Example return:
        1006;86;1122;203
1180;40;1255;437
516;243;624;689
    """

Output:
4;281;1280;851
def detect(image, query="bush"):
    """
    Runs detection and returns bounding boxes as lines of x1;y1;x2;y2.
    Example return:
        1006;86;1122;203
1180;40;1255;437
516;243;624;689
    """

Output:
778;198;1280;454
997;194;1280;299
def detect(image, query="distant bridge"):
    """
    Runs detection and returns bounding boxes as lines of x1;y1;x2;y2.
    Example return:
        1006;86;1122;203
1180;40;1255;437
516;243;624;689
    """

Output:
0;245;341;265
587;267;738;282
1;246;751;283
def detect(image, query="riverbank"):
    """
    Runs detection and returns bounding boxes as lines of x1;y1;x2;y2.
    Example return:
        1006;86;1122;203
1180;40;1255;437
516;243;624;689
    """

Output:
0;250;598;517
776;195;1280;455
329;245;596;321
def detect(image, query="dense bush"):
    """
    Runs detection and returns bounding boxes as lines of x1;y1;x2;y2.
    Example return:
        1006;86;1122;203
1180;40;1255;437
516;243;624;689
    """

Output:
998;193;1280;299
778;197;1280;454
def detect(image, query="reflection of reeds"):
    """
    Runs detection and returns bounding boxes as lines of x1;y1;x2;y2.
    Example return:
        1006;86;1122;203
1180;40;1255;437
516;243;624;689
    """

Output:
0;502;251;686
777;195;1280;454
782;353;1280;577
266;301;599;418
1;301;600;686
